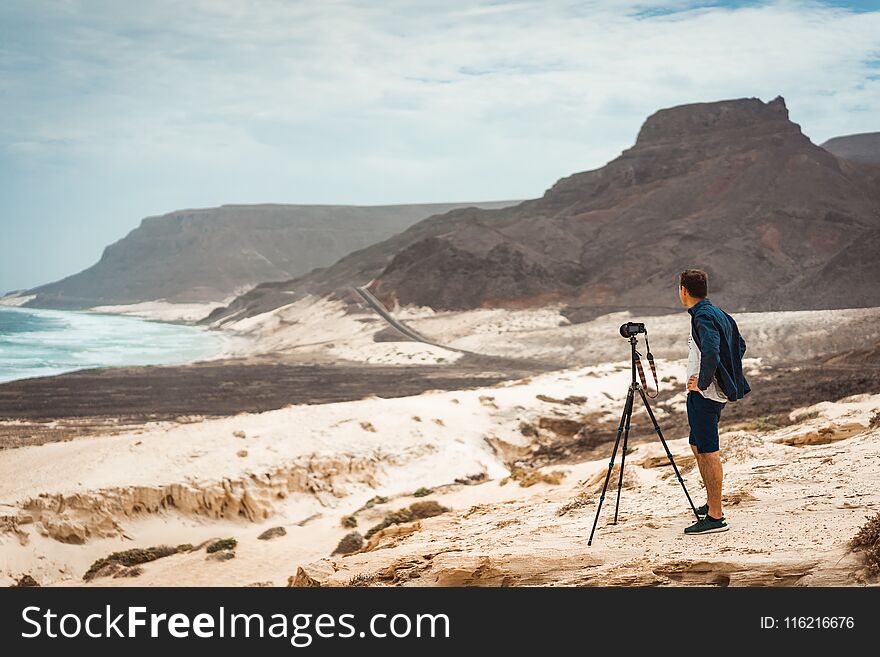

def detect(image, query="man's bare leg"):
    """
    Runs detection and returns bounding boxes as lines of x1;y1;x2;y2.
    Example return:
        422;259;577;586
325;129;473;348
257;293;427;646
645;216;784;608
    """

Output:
690;445;708;497
698;450;724;518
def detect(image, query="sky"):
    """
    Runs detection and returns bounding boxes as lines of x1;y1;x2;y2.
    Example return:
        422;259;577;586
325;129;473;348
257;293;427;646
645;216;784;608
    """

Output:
1;0;879;292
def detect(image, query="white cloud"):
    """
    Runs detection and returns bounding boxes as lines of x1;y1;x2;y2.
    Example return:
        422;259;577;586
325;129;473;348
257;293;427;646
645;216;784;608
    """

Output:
1;1;879;289
4;1;879;193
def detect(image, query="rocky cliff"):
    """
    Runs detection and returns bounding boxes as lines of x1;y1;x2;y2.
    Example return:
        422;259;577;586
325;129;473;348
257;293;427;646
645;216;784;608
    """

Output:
369;97;880;313
23;201;518;309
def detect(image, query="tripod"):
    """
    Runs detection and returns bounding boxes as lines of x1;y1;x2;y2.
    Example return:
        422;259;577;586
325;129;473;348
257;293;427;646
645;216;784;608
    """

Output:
587;334;700;545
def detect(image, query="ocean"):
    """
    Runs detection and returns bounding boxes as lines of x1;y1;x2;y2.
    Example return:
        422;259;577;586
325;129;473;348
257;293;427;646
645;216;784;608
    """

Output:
0;306;222;383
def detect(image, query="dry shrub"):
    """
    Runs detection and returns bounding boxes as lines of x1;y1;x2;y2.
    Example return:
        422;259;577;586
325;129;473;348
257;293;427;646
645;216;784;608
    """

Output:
364;500;449;539
791;410;820;424
850;512;880;575
12;575;40;587
84;545;179;581
502;467;566;488
332;532;364;555
557;493;591;517
206;537;237;553
347;573;375;587
257;526;287;540
455;472;488;485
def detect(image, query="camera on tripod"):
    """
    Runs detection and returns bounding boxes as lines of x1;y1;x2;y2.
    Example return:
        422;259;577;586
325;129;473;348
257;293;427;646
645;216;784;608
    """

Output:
619;322;646;338
588;320;701;545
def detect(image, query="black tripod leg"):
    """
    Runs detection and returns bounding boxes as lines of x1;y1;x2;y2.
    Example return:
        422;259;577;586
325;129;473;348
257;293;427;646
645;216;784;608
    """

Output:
637;387;701;521
612;394;633;524
587;388;634;546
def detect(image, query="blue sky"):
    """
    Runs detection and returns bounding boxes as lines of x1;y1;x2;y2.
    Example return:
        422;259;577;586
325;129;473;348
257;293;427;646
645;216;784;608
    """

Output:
2;0;879;292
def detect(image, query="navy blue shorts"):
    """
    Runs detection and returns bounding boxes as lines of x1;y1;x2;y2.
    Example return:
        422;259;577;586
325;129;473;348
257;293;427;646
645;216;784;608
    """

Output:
687;392;726;453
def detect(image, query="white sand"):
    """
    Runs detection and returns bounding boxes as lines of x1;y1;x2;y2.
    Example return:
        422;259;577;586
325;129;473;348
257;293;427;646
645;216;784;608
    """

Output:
307;394;880;587
0;293;36;307
404;305;880;366
1;386;873;588
234;295;880;369
0;363;649;506
89;300;227;323
222;295;463;365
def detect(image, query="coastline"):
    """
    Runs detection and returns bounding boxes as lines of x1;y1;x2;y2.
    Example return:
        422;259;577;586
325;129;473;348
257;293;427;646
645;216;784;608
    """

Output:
0;305;227;384
86;300;229;325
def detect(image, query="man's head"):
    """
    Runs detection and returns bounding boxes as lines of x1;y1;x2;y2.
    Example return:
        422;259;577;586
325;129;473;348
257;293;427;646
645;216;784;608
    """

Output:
679;269;708;307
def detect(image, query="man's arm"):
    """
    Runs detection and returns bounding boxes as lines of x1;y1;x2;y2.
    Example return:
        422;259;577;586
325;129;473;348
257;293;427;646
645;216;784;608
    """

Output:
739;334;747;358
694;313;720;390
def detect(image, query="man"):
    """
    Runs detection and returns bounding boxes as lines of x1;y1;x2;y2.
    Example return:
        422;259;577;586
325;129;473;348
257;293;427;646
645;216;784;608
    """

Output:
678;269;750;535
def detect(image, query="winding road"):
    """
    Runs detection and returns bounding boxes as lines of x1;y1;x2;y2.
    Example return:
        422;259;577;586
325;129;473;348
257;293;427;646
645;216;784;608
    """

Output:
352;286;470;354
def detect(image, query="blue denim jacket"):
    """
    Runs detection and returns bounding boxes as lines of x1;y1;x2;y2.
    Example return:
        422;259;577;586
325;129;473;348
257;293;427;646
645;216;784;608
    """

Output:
688;298;751;401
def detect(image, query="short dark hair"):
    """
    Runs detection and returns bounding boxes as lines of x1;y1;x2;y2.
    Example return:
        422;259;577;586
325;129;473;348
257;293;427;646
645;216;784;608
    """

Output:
680;269;708;298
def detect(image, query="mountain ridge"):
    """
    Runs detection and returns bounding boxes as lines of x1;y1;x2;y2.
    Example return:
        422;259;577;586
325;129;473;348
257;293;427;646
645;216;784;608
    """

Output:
821;132;880;166
20;201;519;309
211;96;880;322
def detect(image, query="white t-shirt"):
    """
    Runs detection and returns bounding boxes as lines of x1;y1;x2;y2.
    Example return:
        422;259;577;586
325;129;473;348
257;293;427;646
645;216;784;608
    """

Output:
687;333;727;403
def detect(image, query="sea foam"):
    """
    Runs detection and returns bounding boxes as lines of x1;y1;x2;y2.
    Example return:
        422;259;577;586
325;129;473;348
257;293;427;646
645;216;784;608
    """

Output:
0;306;221;383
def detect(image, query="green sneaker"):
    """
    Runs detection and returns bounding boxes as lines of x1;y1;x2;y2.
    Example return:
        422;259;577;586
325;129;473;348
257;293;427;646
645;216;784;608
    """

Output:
684;515;729;535
695;503;709;518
